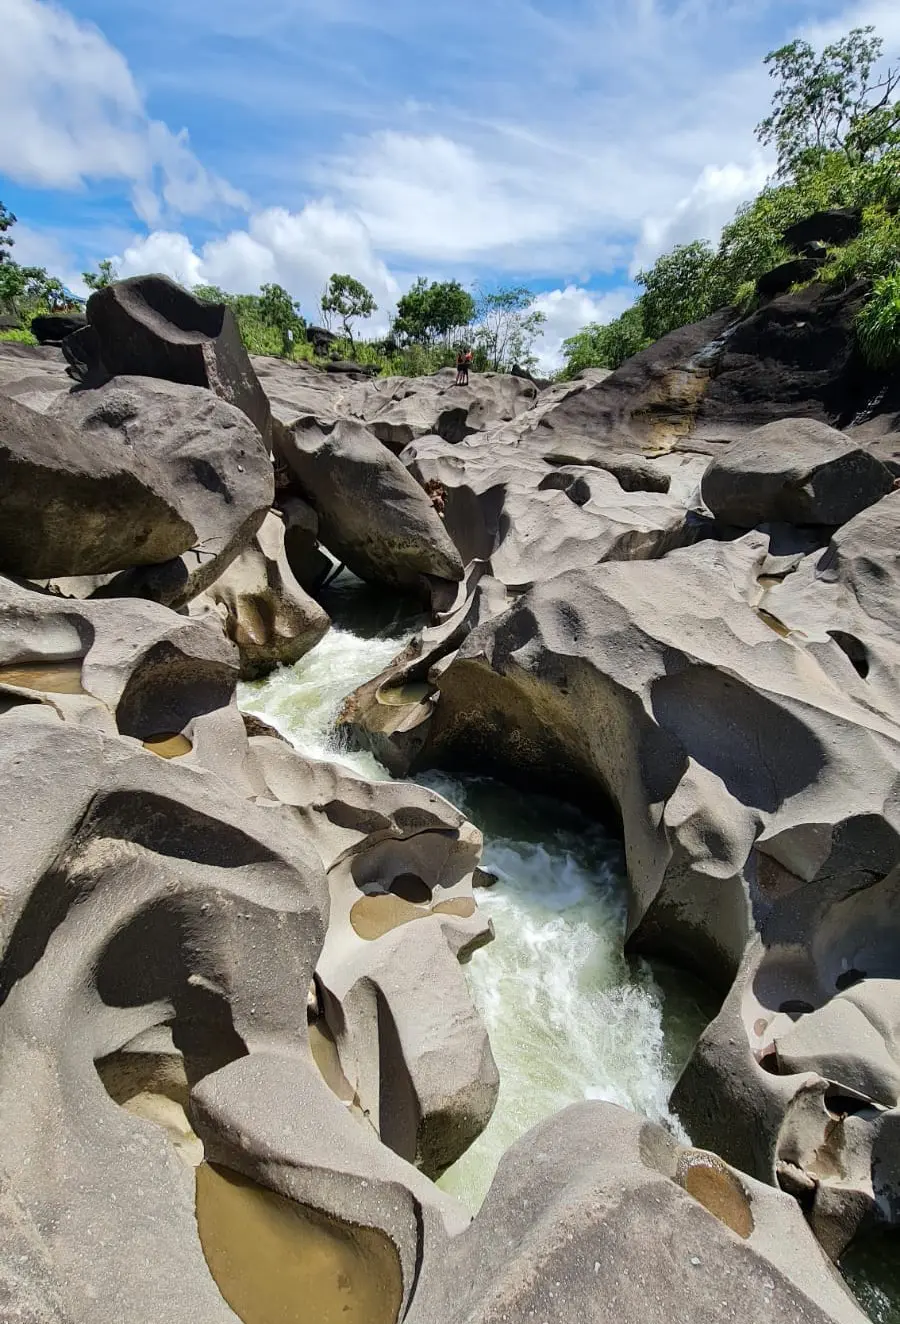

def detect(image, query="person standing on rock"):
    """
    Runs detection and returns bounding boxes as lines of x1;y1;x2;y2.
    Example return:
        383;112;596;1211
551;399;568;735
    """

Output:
456;346;472;386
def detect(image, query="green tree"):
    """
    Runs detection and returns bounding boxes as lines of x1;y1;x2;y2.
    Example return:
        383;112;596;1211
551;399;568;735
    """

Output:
82;258;118;290
394;278;475;346
757;27;900;178
320;274;377;347
473;286;546;372
636;241;721;341
0;201;15;264
560;305;650;378
258;282;304;356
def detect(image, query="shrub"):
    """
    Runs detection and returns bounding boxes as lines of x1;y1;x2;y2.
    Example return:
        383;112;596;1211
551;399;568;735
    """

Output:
857;270;900;366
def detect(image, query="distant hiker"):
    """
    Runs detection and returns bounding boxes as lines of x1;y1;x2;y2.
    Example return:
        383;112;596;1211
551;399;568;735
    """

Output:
456;346;473;386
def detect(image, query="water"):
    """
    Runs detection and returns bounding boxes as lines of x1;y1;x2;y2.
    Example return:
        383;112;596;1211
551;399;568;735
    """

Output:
239;576;713;1213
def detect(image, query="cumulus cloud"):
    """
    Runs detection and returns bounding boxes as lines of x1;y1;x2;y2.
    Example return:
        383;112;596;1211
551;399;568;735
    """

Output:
114;202;401;328
532;285;636;373
0;0;247;222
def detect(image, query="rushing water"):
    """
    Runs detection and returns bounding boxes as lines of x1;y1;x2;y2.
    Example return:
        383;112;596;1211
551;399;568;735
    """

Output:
239;577;897;1316
239;576;713;1212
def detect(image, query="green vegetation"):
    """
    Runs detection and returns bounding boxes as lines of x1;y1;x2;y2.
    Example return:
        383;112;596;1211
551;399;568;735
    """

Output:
82;258;118;291
857;270;900;365
560;24;900;379
393;278;476;348
320;274;377;347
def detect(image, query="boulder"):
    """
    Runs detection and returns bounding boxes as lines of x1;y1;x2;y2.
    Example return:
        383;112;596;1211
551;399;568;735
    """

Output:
756;257;823;301
50;375;274;607
305;324;338;354
277;416;464;605
700;419;895;527
407;1102;867;1324
30;312;86;345
0;340;79;414
281;495;333;593
86;276;273;445
0;393;195;578
194;510;330;679
784;209;862;252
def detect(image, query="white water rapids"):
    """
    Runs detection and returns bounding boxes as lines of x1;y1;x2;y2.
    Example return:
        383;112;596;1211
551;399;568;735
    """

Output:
239;578;713;1211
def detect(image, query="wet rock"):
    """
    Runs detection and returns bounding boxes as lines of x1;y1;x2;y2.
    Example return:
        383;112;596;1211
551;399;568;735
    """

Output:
87;276;273;445
50;375;273;607
407;1102;867;1324
0;393;195;578
194;510;330;679
277;416;464;605
701;419;894;527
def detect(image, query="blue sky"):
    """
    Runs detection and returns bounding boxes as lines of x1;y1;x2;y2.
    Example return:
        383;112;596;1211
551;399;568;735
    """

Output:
1;0;898;364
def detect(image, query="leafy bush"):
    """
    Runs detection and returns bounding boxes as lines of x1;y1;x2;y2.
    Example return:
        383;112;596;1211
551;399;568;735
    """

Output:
857;270;900;366
0;327;37;344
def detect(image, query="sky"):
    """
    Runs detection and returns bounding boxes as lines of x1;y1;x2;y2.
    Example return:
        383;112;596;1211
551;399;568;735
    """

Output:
0;0;898;367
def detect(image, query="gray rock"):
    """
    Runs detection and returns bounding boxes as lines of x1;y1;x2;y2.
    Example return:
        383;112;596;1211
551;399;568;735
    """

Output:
0;393;195;578
281;494;333;592
87;276;273;446
277;416;464;604
194;510;330;679
50;376;273;607
701;419;894;527
407;1102;867;1324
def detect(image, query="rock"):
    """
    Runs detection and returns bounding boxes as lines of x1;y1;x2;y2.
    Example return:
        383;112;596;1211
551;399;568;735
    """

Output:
277;416;464;605
60;323;107;386
0;341;77;414
86;276;273;445
0;393;196;578
757;257;823;301
0;705;331;1324
30;312;86;345
50;375;273;607
816;492;900;634
673;931;900;1259
784;209;862;252
305;324;338;354
527;283;894;455
281;495;333;593
700;419;895;527
250;355;345;428
324;359;379;377
245;738;497;1178
194;510;330;679
354;536;900;1002
407;1102;867;1324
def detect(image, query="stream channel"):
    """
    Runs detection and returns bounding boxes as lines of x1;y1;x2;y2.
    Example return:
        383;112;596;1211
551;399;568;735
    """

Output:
238;573;897;1321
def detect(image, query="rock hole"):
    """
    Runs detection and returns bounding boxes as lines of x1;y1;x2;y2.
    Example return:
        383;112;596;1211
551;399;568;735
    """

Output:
677;1153;754;1239
0;660;85;694
835;968;867;992
828;631;869;680
390;873;431;905
142;732;193;759
779;999;815;1018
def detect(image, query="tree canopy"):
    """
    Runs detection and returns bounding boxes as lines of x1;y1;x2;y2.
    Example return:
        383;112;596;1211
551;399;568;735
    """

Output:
320;274;377;345
393;278;476;346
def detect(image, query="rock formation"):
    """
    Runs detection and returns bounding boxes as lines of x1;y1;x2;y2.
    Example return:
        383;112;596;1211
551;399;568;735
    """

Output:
0;260;898;1322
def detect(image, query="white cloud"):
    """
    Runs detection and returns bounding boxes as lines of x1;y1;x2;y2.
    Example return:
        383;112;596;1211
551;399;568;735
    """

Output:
114;202;401;330
0;0;247;222
532;285;636;373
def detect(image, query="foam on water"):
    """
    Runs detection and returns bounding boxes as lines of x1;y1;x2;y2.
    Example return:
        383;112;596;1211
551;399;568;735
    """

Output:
239;598;712;1212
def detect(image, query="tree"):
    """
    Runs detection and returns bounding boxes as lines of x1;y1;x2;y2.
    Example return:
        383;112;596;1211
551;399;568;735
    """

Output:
636;241;721;341
757;27;900;178
258;282;304;356
0;262;69;316
320;274;377;347
394;278;475;346
0;201;15;264
473;286;546;372
82;258;118;291
560;305;650;378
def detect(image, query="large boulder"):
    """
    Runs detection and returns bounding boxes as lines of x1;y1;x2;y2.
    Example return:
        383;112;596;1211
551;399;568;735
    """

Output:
277;416;464;605
50;376;273;607
784;209;862;252
194;510;330;679
86;276;273;445
0;393;195;578
408;1102;867;1324
700;419;895;527
0;341;71;415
